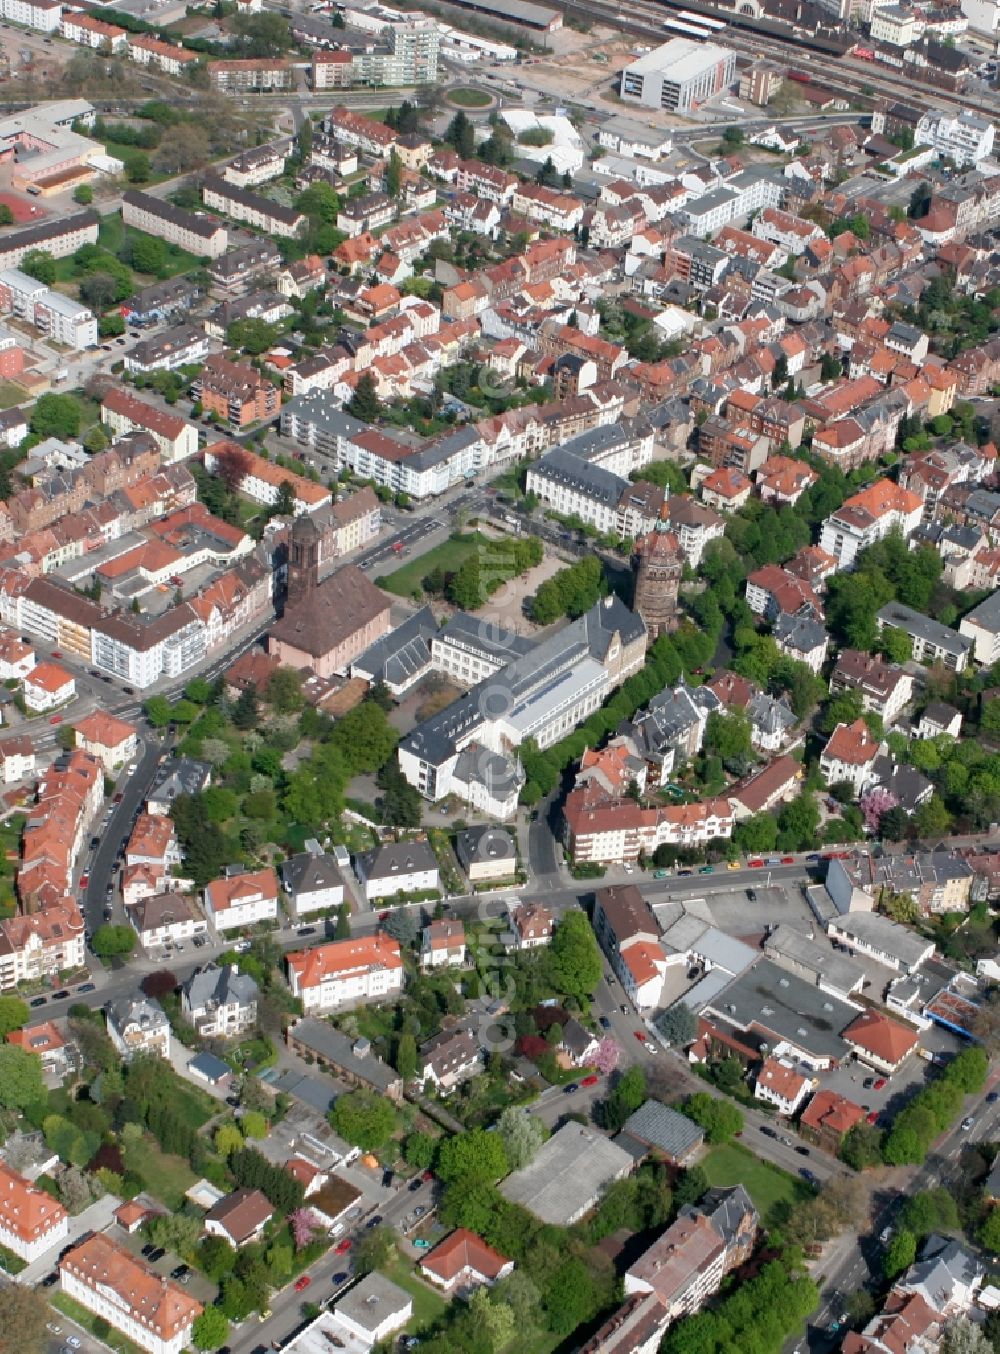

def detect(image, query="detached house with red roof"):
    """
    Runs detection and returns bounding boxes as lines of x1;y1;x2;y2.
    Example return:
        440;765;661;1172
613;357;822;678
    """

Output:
72;711;137;772
420;1229;514;1296
23;660;74;712
0;1160;68;1261
203;867;279;933
754;1056;811;1117
286;934;403;1013
820;718;881;795
419;919;466;971
799;1090;865;1153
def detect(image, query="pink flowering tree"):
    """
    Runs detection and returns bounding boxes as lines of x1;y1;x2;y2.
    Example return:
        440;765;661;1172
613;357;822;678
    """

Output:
593;1037;620;1076
861;785;898;836
289;1208;320;1251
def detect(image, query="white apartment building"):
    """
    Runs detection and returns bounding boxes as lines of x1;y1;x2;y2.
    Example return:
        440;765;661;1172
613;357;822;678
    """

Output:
915;108;995;166
0;734;35;782
0;906;85;991
878;601;972;671
125;34;199;75
0;0;61;31
201;177;306;239
819;718;880;794
203;867;279;932
60;12;128;49
754;1057;811;1116
510;184;584;232
101;388;199;463
0;267;97;349
819;480;923;570
752;206;825;254
871;4;917;43
124;324;209;375
354;840;439;903
91;609;207;689
0;1162;67;1262
286;935;404;1013
128;891;207;951
60;1234;202;1354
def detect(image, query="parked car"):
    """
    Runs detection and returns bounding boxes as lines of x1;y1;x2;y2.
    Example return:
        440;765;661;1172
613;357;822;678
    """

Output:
794;1145;810;1156
29;996;47;1008
873;1077;887;1091
293;1276;311;1293
598;1016;610;1030
580;1074;599;1087
335;1239;352;1254
332;1272;349;1286
962;1116;975;1131
366;1215;383;1229
759;1125;779;1140
633;1030;646;1042
149;1248;165;1262
408;1178;422;1192
76;982;95;994
563;1083;579;1094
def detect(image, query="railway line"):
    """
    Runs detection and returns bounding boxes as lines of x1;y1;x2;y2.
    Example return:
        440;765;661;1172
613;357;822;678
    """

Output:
563;0;1000;119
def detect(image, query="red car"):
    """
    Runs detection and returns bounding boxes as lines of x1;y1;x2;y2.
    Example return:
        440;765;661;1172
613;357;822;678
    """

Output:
580;1074;599;1087
49;715;62;725
378;911;390;921
293;1276;311;1293
335;1239;352;1255
748;859;764;868
873;1077;887;1091
634;1030;646;1042
781;856;794;864
866;1111;879;1125
51;650;62;659
421;1170;434;1182
79;872;89;889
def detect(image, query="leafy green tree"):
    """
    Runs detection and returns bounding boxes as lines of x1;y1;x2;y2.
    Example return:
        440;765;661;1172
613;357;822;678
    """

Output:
127;234;167;274
657;1004;697;1047
0;996;30;1038
547;911;602;1000
403;1131;436;1169
840;1123;883;1170
73;183;93;205
0;1285;49;1354
445;109;475;158
148;1212;203;1254
497;1106;545;1170
899;1188;959;1238
234;9;292;54
226;318;278;355
884;1229;917;1279
353;1223;395;1275
544;1256;595;1335
198;1236;236;1282
91;924;136;957
348;372;381;423
330;1089;399;1150
979;1208;1000;1254
192;1308;230;1351
215;1123;243;1156
395;1032;417;1080
30;393;81;439
144;695;173;727
436;1128;508;1186
880;627;912;664
274;480;296;517
0;1045;46;1111
233;686;259;731
600;1066;646;1134
294;181;339;224
704;711;752;767
21;249;57;284
683;1092;743;1144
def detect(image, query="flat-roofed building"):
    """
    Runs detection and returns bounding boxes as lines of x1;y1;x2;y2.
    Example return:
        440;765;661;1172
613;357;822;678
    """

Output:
620;39;736;113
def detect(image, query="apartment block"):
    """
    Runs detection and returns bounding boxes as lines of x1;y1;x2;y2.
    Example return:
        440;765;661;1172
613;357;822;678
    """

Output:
122;190;228;258
286;934;404;1012
201;176;306;239
195;354;280;430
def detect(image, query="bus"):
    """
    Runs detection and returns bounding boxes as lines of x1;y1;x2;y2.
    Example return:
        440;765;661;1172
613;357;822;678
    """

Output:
663;18;714;38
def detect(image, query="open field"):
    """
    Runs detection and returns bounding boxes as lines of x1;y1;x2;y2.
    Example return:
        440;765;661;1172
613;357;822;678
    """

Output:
702;1141;811;1225
124;1134;198;1209
375;532;484;597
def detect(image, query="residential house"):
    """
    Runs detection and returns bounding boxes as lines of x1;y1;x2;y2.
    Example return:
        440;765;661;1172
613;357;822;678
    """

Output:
829;650;913;726
877;602;971;671
455;825;516;882
281;848;346;919
181;963;258;1039
0;1161;68;1262
419;919;466;970
286;1019;403;1101
205;1188;274;1247
106;996;171;1061
754;1057;811;1116
286;935;404;1013
419;1028;482;1093
203;867;279;932
799;1090;865;1153
562;1017;600;1067
508;902;554;950
7;1019;70;1080
592;885;667;1012
619;1100;705;1165
72;711;138;771
420;1229;513;1295
128;892;206;951
820;719;880;795
23;660;75;712
353;840;439;903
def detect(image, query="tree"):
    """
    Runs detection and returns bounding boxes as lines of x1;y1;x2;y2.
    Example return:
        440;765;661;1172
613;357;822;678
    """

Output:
395;1031;417;1080
547;911;602;1001
704;710;753;767
979;1208;1000;1254
73;183;93;205
880;627;912;664
0;1044;46;1111
227;318;278;356
233;685;259;731
330;1089;399;1150
445;109;475;158
141;969;178;998
861;786;898;836
154;123;210;174
403;1131;436;1169
657;1004;697;1047
386;147;403;199
124;151;151;184
148;1212;203;1254
274;480;296;517
127;234;167;275
289;1208;320;1250
0;995;29;1038
91;924;136;957
242;1111;268;1139
0;1285;49;1354
941;1321;995;1354
353;1223;395;1275
683;1092;743;1144
497;1107;545;1170
199;1236;236;1282
593;1037;620;1075
348;371;381;423
601;1066;646;1134
192;1308;230;1352
21;249;57;284
840;1123;883;1171
544;1256;594;1335
436;1128;508;1186
30;393;81;439
884;1229;917;1279
215;1124;244;1157
234;9;292;54
900;1189;959;1239
469;1287;517;1352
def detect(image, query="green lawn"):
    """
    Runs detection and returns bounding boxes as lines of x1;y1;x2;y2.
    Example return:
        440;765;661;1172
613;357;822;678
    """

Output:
0;381;24;409
375;532;484;597
52;1292;144;1354
702;1142;811;1226
124;1133;197;1210
448;87;492;107
382;1258;448;1332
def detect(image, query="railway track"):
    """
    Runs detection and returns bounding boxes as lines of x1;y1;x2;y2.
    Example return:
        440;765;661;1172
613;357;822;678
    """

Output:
562;0;1000;119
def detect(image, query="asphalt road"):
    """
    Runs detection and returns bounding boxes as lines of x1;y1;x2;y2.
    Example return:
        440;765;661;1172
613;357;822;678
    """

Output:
83;733;165;933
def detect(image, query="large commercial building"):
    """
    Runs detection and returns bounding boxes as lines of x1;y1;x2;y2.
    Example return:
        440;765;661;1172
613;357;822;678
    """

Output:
619;38;736;113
